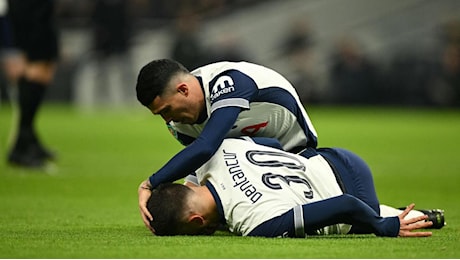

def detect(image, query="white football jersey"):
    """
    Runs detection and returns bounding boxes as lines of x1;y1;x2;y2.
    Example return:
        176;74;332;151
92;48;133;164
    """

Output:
169;61;318;150
195;138;344;236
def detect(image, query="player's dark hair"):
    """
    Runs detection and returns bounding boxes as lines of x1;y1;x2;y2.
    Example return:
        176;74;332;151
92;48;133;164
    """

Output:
147;183;192;236
135;59;189;107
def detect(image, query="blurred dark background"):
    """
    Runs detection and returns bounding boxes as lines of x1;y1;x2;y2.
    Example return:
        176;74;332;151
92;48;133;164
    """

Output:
1;0;459;108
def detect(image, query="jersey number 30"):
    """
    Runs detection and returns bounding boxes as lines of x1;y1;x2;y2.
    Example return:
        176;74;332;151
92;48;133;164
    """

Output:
246;150;314;199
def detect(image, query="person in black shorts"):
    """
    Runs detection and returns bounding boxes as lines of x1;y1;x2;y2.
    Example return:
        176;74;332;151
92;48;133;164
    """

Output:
6;0;59;167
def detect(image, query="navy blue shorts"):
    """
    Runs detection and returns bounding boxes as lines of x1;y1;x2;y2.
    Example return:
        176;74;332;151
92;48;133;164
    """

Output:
317;147;380;214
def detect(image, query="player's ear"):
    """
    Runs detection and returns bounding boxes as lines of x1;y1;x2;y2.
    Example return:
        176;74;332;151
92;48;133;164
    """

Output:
176;83;189;96
188;214;205;227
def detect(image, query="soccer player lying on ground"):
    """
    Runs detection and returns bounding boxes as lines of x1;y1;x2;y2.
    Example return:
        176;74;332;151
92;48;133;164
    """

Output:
145;137;445;238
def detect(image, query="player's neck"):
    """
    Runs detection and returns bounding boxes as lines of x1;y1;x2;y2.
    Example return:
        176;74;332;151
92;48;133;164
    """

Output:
191;186;219;221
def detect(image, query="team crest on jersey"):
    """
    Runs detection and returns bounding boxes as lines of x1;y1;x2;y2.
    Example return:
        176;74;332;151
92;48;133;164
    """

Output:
210;75;235;101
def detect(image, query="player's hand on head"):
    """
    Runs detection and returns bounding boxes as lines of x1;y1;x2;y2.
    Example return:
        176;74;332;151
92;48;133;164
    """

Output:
138;180;155;233
398;203;433;237
140;204;155;234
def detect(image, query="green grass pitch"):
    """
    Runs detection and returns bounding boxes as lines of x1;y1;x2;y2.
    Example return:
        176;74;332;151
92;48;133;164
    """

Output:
0;104;459;258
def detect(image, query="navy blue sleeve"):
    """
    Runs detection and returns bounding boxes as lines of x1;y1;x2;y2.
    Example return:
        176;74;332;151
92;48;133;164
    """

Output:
248;194;400;238
148;106;242;188
250;137;284;150
209;70;258;105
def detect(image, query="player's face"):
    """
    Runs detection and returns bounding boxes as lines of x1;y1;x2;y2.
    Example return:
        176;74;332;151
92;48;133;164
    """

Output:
149;85;200;124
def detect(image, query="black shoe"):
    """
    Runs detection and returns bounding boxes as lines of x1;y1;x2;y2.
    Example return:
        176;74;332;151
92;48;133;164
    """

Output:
398;207;446;229
31;142;57;161
418;209;446;229
10;129;56;162
7;147;46;168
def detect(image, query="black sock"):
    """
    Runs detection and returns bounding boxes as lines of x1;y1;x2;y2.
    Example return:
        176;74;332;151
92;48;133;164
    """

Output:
15;76;47;148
